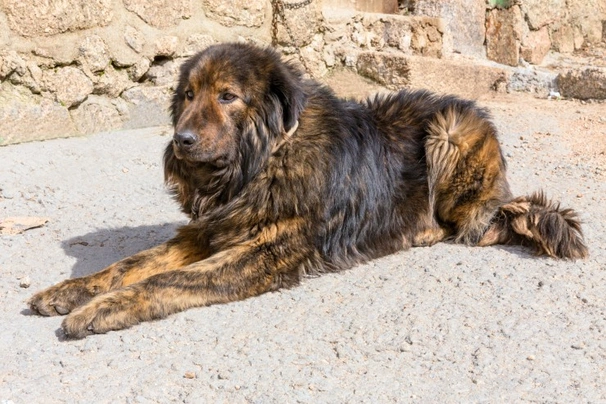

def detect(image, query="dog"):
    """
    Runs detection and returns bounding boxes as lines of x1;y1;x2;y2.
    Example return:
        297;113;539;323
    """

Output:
29;42;587;338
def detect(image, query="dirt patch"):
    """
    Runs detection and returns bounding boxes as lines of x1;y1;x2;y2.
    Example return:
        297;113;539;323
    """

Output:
1;89;605;402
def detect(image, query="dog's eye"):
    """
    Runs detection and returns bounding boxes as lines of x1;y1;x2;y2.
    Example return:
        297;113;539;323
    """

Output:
185;90;194;100
219;92;237;104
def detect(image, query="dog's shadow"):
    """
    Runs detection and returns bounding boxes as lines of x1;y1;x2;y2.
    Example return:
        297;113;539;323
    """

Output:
60;222;539;280
20;223;185;333
61;222;185;278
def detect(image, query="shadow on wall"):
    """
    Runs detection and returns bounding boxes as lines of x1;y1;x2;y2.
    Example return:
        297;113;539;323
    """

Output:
60;222;185;278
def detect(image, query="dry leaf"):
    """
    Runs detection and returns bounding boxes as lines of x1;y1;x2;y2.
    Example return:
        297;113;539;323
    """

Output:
0;216;50;235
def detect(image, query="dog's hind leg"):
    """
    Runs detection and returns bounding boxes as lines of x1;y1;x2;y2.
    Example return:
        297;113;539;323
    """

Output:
425;102;511;245
425;102;587;259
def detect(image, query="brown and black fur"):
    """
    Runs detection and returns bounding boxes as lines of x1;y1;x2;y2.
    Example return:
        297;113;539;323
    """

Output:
29;43;587;338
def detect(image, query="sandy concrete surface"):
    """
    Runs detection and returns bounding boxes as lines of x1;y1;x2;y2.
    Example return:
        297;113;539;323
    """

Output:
1;92;605;403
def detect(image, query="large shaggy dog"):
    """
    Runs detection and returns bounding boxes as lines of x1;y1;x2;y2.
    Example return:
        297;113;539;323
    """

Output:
30;43;587;338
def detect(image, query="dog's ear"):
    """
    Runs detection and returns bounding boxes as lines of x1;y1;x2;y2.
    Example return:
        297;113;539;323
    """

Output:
270;62;307;133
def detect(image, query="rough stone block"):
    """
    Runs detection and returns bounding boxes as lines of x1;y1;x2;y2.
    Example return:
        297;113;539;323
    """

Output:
273;0;321;47
0;83;77;145
486;6;523;66
110;47;141;70
356;51;509;98
123;0;192;28
521;0;566;30
42;66;94;107
405;56;509;98
296;34;329;78
145;58;187;87
550;24;575;53
7;60;42;95
154;36;180;58
201;0;266;28
31;45;78;67
345;14;443;57
410;0;485;57
2;0;113;37
79;35;111;73
92;66;135;98
128;58;152;82
573;26;585;50
124;26;146;54
0;52;43;95
70;96;124;135
356;53;411;87
181;34;216;57
557;68;606;100
340;0;398;13
26;63;43;93
0;51;27;79
121;86;172;129
508;68;557;97
567;0;605;45
520;27;551;65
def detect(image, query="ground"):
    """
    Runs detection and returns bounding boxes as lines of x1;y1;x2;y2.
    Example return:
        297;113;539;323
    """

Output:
0;88;605;402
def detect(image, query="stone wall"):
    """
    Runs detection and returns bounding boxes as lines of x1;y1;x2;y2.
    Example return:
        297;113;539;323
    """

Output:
0;0;281;145
403;0;606;66
1;0;605;145
484;0;606;66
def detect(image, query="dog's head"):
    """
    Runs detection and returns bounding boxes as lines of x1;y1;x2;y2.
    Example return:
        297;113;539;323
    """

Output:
169;42;307;167
164;42;308;216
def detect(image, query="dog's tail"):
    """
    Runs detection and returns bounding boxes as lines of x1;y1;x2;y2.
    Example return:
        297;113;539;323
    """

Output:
425;102;587;259
479;192;588;259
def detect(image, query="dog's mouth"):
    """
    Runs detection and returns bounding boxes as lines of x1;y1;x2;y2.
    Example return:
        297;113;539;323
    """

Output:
172;142;230;168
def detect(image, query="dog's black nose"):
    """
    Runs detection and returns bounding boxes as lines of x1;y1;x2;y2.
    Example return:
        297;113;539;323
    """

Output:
173;132;197;148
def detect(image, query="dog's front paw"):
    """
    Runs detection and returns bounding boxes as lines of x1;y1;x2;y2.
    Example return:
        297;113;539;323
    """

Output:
29;279;97;316
61;288;145;338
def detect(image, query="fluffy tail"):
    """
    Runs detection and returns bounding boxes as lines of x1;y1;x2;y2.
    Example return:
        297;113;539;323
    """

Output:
479;192;588;259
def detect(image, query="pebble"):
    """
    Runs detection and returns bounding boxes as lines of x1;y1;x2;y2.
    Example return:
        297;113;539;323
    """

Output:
548;91;561;100
1;187;16;199
19;276;31;288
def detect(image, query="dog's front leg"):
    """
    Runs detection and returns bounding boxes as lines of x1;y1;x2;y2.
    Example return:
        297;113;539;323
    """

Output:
28;232;207;317
61;221;309;338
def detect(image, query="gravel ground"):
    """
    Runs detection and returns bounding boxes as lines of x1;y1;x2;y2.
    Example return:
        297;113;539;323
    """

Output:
1;92;605;403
